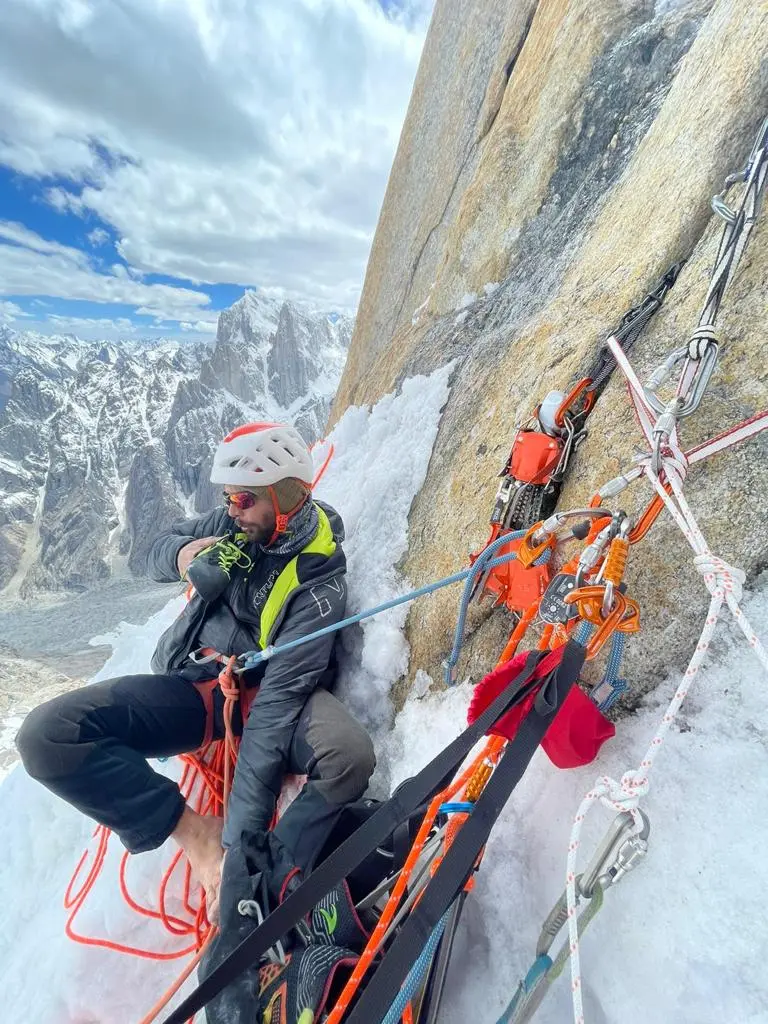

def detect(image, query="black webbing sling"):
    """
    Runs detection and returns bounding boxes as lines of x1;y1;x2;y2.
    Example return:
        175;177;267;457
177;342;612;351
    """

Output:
344;637;585;1023
162;640;585;1024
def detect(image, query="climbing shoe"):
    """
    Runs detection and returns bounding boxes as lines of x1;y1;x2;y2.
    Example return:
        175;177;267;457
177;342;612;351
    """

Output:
185;533;252;602
257;881;368;1024
257;945;359;1024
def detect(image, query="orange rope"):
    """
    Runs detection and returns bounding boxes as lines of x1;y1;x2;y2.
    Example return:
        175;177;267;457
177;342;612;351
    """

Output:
137;933;216;1024
324;735;505;1024
63;660;246;1021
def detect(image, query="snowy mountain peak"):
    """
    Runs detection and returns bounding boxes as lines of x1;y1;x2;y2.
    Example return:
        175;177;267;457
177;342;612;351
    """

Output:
0;295;353;599
220;289;282;342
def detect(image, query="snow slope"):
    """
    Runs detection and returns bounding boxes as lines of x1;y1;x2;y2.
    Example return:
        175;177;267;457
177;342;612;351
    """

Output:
1;365;767;1024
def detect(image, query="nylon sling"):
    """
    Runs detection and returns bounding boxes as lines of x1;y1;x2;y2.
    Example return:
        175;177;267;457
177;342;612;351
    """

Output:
344;637;586;1024
162;641;583;1024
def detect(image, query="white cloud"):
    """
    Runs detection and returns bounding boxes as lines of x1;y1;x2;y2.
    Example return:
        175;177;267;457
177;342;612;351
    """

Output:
0;299;30;324
0;221;218;323
180;320;218;334
10;313;213;343
47;313;138;334
87;227;109;246
0;0;431;310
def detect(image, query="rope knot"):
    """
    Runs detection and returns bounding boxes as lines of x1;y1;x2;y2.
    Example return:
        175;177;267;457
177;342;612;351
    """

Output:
599;770;649;813
218;656;241;701
659;447;688;483
636;447;688;484
693;553;745;603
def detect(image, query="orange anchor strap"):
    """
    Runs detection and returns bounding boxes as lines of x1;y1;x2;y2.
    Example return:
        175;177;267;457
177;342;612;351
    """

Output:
554;377;597;428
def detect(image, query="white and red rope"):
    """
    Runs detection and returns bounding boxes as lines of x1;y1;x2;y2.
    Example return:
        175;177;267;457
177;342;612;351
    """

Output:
562;337;768;1024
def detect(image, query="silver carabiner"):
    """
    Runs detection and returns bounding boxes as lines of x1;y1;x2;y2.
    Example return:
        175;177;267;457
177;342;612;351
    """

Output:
650;401;682;475
530;507;611;547
580;809;651;899
575;522;612;588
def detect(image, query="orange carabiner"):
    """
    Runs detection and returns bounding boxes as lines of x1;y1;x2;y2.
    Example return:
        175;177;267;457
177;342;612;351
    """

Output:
603;535;629;587
628;484;672;543
517;521;556;568
565;584;616;622
589;481;671;545
555;378;597;428
616;594;641;634
565;585;628;659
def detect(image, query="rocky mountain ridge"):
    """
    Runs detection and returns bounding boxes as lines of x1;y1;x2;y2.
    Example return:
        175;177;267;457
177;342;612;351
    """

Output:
0;292;351;598
331;0;768;696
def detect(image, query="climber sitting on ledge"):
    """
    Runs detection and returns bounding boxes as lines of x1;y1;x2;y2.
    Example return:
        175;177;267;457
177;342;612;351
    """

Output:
16;421;375;929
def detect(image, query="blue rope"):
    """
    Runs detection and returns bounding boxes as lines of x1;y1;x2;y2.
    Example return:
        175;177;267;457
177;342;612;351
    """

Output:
594;630;629;710
442;529;524;685
443;532;554;685
604;630;625;684
596;676;628;712
241;532;526;670
574;620;593;647
575;624;630;712
380;910;451;1024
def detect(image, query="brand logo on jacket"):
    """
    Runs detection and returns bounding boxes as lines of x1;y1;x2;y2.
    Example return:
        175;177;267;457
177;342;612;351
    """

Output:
309;577;346;617
252;567;281;608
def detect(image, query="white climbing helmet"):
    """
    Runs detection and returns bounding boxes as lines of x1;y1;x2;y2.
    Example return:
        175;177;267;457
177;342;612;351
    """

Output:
210;422;314;487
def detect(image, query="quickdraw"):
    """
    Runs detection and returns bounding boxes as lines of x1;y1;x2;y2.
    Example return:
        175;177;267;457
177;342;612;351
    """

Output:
499;810;650;1024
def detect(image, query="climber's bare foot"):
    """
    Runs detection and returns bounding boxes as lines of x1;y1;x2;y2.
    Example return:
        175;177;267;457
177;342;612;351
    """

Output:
173;806;225;924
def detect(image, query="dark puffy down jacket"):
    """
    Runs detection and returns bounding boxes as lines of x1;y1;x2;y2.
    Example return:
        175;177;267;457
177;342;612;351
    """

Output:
146;500;348;845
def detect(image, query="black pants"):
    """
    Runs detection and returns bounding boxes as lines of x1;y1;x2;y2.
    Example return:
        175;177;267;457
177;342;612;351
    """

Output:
15;672;376;873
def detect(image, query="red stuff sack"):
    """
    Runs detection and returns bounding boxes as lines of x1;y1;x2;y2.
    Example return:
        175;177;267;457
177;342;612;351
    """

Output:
467;649;615;769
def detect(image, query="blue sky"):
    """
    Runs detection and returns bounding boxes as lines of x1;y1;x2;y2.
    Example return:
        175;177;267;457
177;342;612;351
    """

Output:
0;0;432;342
